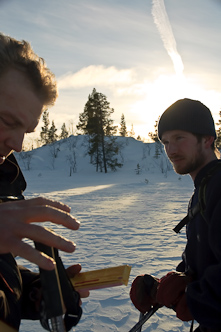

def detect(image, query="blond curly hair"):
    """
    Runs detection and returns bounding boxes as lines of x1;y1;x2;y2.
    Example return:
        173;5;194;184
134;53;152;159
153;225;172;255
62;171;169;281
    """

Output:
0;33;58;108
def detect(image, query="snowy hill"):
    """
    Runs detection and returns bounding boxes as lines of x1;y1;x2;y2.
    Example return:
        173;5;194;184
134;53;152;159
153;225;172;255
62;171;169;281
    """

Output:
16;135;173;184
15;136;194;332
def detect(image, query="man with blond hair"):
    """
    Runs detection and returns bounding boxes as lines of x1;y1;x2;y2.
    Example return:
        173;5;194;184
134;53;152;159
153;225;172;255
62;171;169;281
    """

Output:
0;33;87;330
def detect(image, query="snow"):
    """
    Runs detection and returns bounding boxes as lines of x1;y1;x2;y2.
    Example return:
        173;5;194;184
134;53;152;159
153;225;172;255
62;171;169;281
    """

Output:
15;136;194;332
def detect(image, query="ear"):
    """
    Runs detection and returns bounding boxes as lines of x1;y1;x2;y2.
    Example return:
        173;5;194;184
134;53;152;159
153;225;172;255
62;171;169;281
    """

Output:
203;136;214;149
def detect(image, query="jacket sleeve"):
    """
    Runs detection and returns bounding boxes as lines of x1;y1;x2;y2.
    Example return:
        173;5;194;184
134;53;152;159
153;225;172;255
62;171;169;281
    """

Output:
186;190;221;329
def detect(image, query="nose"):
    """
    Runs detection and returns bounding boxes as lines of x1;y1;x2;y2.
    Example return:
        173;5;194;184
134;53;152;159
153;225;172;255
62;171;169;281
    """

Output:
165;142;177;157
5;131;25;153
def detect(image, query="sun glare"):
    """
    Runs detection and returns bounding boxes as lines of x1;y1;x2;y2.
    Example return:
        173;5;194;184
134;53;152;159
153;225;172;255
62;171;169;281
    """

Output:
129;74;221;140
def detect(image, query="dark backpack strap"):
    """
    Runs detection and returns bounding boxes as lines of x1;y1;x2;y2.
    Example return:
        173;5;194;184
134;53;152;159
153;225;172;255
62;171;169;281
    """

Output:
34;243;82;331
173;160;221;233
173;202;200;233
173;215;190;234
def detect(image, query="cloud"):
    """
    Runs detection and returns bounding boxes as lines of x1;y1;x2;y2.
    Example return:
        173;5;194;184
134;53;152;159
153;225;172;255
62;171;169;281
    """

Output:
57;65;135;90
152;0;184;75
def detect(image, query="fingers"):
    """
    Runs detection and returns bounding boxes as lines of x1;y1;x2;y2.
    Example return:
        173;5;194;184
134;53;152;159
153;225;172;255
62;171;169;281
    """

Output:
7;224;77;270
0;197;80;268
22;205;80;230
10;239;56;270
66;265;90;298
18;224;76;253
66;264;82;277
6;197;71;213
2;198;80;230
78;289;90;299
34;197;71;213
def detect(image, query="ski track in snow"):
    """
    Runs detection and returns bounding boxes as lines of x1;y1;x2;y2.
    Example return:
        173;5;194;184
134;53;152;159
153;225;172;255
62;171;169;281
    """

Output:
16;137;194;331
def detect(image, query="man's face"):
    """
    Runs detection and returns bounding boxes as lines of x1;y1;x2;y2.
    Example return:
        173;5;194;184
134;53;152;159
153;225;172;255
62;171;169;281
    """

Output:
161;130;208;178
0;68;44;164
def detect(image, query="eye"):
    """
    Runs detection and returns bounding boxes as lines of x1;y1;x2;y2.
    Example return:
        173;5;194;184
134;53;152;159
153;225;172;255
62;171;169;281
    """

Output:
176;136;184;141
162;139;168;146
0;114;22;130
0;116;13;127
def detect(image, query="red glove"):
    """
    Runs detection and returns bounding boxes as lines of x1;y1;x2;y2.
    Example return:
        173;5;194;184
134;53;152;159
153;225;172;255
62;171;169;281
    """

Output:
156;271;193;321
130;274;159;313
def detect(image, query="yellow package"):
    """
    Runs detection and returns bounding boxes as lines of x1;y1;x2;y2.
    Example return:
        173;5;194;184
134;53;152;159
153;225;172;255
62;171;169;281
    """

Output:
71;264;131;291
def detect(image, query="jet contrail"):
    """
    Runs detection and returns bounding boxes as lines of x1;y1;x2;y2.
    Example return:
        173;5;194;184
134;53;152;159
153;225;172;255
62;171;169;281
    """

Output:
152;0;184;75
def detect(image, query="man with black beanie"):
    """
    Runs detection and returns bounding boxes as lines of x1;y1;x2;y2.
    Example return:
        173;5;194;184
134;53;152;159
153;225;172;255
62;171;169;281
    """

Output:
130;98;221;332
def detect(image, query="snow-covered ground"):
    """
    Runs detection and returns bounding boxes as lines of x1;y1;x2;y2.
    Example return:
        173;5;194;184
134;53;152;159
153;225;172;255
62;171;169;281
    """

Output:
16;136;194;332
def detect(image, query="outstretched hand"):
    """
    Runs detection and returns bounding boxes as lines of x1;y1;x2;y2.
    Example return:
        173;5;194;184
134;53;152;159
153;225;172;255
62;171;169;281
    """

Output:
0;197;80;270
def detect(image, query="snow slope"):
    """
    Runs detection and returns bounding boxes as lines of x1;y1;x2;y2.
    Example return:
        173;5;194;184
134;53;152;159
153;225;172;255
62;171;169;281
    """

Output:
15;136;194;332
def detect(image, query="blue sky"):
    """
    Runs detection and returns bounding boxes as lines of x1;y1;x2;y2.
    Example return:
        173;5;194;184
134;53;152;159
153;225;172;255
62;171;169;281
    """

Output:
1;0;221;141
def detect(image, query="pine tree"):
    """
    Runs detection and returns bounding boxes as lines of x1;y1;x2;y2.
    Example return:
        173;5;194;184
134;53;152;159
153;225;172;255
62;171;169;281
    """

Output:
129;124;135;138
40;110;50;145
135;163;141;175
216;110;221;149
154;142;161;159
149;117;160;142
119;114;127;137
60;123;69;140
48;120;58;143
77;88;122;172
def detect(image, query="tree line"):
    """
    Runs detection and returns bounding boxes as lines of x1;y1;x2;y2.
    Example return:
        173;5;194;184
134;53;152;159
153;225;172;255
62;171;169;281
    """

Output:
38;88;221;172
39;88;140;172
40;91;137;142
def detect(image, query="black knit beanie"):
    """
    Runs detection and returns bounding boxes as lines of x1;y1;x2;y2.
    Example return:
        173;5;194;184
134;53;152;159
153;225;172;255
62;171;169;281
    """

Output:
158;98;216;140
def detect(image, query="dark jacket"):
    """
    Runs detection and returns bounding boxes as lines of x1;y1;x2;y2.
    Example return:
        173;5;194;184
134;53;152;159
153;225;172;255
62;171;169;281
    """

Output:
177;160;221;330
0;154;40;330
0;154;26;199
